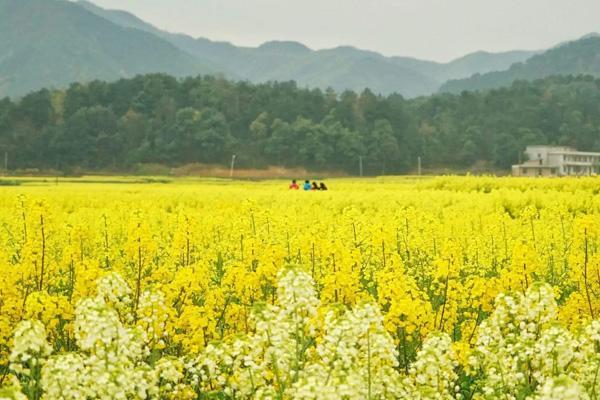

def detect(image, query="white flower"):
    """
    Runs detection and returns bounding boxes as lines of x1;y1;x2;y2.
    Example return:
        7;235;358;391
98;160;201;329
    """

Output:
9;320;52;375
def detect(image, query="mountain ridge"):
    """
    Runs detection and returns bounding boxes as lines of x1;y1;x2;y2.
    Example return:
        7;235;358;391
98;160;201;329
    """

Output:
440;36;600;93
2;0;591;98
76;0;539;97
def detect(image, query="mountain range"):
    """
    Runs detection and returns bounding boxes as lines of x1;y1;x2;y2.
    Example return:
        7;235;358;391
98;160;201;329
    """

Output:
1;0;599;98
441;34;600;93
75;0;540;97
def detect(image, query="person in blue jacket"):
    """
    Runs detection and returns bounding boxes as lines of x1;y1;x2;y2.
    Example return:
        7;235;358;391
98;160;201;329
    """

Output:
303;180;311;191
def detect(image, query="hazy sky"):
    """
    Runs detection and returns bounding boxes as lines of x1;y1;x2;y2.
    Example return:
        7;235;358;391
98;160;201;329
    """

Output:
89;0;600;62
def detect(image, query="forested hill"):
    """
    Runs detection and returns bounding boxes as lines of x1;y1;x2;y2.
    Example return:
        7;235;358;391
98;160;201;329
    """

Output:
0;0;208;97
2;74;600;174
441;36;600;93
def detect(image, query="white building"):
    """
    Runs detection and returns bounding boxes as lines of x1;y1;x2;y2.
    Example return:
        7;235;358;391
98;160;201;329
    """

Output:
512;145;600;177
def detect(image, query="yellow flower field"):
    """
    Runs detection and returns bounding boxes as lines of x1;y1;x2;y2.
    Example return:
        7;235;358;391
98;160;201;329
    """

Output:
0;176;598;399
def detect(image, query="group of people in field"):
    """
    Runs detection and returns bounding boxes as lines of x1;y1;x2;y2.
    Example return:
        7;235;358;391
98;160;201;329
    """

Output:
289;180;328;191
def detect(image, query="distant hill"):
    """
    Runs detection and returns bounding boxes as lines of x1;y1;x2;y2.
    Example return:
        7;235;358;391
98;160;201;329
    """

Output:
418;50;541;83
77;0;440;96
440;36;600;94
77;0;538;98
0;0;210;97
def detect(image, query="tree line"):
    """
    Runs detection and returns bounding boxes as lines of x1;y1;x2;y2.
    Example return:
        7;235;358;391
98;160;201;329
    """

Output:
1;74;600;174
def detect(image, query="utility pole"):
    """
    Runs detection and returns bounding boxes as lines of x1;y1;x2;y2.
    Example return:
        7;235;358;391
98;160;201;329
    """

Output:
229;154;237;178
359;156;363;177
417;156;422;176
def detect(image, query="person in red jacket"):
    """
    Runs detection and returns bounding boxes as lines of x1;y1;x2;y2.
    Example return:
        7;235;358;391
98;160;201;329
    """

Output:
289;179;299;190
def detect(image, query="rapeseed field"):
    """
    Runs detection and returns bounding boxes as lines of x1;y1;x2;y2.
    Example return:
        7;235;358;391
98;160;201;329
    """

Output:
0;176;598;399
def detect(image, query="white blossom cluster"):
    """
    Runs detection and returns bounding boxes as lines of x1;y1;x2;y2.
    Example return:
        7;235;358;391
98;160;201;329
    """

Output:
95;272;134;322
42;291;157;399
136;290;169;349
4;270;599;400
292;303;405;399
188;267;319;398
9;320;52;376
470;283;600;399
404;333;458;400
154;357;190;398
189;267;459;400
6;273;186;400
187;336;261;398
530;376;588;400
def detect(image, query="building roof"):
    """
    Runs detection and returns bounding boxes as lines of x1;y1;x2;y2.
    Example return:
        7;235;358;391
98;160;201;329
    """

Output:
548;150;600;156
526;145;576;151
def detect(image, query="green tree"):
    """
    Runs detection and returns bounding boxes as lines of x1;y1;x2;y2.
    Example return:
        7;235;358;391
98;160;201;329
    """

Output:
367;119;400;174
52;106;117;168
493;133;520;169
265;118;293;166
248;112;271;166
